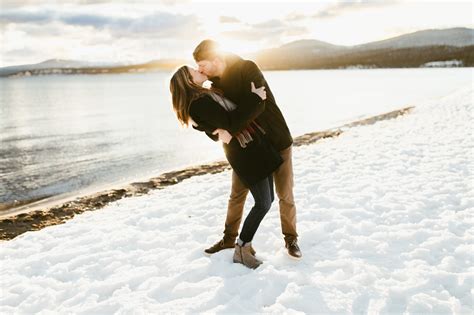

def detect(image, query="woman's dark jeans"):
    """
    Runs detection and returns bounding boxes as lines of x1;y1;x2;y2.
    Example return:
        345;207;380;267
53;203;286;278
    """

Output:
239;175;274;244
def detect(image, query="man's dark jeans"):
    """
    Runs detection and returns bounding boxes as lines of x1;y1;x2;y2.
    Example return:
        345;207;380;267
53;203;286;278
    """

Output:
239;175;274;243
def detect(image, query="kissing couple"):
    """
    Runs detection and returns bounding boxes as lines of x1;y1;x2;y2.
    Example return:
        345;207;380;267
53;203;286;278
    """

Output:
169;40;301;269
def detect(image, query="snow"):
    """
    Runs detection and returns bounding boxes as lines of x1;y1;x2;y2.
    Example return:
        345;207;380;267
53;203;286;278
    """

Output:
1;86;473;314
422;60;464;68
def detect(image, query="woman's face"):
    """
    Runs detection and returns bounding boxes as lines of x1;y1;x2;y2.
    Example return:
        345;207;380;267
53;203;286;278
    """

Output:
188;67;208;85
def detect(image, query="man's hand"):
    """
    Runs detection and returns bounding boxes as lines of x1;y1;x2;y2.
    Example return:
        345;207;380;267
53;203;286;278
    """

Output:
212;128;233;144
251;81;266;100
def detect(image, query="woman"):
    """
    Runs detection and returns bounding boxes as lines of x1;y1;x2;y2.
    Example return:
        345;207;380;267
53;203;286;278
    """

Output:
169;65;282;269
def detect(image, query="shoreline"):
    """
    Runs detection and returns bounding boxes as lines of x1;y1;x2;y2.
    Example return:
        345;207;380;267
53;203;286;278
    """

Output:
0;106;413;241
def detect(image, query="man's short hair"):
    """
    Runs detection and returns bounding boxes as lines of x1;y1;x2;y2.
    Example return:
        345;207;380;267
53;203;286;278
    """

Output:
193;39;222;62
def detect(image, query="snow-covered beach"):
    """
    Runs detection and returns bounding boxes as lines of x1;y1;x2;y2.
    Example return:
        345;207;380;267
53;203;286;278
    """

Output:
1;86;473;313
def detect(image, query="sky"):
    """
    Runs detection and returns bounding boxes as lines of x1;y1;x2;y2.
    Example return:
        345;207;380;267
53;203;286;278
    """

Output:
0;0;472;67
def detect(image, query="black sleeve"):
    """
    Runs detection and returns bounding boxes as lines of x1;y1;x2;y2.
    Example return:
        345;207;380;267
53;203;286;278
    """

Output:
205;131;219;141
189;96;234;134
192;124;219;141
224;61;267;134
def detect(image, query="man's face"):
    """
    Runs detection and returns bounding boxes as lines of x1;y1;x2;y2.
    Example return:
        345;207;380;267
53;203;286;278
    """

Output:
197;59;218;78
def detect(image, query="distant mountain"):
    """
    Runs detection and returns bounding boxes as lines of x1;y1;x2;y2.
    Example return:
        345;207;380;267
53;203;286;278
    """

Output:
255;27;474;70
255;39;347;61
0;58;187;77
37;59;101;68
1;27;472;77
0;59;125;77
355;27;474;50
278;39;347;52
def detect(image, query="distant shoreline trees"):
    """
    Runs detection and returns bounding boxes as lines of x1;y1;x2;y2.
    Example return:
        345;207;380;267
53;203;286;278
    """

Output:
255;45;474;70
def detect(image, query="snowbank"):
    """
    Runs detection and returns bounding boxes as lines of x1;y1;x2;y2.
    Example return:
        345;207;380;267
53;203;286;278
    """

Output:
422;60;463;68
1;86;473;314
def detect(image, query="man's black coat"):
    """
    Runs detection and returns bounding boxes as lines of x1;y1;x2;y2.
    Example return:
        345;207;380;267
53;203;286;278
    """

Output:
209;54;293;151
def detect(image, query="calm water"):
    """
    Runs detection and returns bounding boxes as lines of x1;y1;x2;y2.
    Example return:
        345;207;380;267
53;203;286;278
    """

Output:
0;68;472;211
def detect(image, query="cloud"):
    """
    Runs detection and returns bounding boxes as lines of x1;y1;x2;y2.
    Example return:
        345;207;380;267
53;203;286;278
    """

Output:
0;9;54;24
0;0;190;8
221;18;309;42
2;47;37;58
156;0;191;6
123;13;202;38
219;16;240;24
0;0;39;9
314;0;399;19
254;19;285;29
75;0;191;5
0;9;203;39
284;26;308;37
76;0;114;4
284;0;399;21
285;13;307;22
59;13;112;28
0;5;204;66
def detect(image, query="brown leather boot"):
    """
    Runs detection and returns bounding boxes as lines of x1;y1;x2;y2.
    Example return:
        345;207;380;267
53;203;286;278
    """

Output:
204;236;235;254
233;244;262;269
285;238;302;259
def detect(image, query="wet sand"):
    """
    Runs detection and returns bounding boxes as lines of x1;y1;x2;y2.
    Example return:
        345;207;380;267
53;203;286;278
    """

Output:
0;106;413;241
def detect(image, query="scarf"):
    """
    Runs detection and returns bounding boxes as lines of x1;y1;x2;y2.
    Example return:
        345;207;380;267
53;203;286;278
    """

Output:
209;92;265;148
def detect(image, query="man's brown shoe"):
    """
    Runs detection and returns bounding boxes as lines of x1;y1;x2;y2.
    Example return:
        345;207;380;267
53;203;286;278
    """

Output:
285;238;302;259
204;237;235;254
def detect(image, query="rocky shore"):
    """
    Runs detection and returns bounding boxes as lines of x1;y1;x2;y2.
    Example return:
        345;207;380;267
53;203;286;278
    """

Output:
0;106;413;241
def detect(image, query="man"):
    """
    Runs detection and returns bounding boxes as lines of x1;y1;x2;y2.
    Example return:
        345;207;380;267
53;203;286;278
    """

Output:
193;39;302;258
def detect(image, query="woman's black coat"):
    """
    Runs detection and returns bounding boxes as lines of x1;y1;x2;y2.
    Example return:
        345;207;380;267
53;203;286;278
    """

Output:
189;94;283;187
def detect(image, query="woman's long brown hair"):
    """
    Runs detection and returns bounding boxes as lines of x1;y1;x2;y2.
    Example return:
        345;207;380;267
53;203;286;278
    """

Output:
169;65;213;127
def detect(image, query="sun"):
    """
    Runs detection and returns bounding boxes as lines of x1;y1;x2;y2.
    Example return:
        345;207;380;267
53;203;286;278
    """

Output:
204;36;260;57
